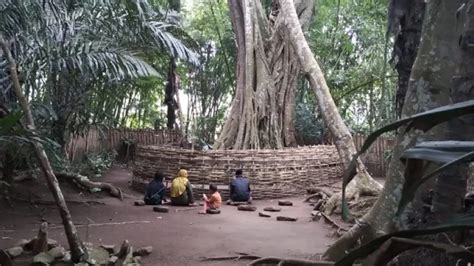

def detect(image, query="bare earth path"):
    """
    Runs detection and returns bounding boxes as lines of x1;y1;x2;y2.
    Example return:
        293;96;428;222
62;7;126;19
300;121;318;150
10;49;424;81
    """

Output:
0;165;335;265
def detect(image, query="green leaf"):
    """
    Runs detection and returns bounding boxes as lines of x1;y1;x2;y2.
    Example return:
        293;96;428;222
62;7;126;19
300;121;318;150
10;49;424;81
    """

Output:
341;100;474;219
0;111;22;134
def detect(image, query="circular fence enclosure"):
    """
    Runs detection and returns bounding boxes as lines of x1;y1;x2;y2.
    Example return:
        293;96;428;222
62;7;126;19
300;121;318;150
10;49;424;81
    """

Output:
132;145;344;200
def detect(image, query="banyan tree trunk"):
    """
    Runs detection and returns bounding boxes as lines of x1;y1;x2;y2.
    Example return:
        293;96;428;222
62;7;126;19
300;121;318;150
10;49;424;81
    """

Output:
214;0;314;150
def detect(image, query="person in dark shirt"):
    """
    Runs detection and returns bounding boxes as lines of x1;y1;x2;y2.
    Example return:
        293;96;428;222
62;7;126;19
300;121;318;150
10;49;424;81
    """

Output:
229;169;251;203
144;171;166;205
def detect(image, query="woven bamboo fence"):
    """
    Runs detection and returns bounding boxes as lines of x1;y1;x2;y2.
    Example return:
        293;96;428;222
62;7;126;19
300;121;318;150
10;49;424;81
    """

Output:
66;128;181;162
324;133;394;177
132;145;344;200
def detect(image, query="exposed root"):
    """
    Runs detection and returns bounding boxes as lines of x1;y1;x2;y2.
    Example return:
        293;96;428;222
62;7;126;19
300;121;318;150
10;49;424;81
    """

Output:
306;188;334;198
56;172;123;200
323;174;382;215
248;257;335;266
304;192;328;203
319;212;349;232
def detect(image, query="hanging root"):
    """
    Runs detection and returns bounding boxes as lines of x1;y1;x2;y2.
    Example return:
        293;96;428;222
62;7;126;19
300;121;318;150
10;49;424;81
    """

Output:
248;257;335;266
56;172;123;200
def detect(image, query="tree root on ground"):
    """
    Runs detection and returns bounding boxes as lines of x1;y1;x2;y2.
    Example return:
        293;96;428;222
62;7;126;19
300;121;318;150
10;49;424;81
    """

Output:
56;172;123;200
322;174;382;215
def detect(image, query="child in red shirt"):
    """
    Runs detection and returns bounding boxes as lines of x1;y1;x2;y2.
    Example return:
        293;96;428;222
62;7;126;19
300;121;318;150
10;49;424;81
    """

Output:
200;184;222;214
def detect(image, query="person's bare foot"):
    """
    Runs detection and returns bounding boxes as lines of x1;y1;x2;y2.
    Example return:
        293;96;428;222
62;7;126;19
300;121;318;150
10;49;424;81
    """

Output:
198;211;206;214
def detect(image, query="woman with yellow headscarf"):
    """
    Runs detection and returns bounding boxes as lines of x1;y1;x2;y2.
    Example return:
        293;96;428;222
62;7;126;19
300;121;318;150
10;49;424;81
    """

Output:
170;169;196;206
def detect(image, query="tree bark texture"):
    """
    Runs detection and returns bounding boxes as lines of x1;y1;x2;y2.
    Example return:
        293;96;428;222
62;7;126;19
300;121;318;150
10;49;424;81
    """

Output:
432;0;474;219
165;58;179;129
392;0;426;118
278;0;383;215
214;0;314;150
323;0;461;260
0;41;87;263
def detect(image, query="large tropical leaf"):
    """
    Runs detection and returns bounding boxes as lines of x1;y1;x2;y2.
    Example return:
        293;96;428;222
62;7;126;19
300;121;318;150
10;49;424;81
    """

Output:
335;213;474;266
341;100;474;219
395;141;474;215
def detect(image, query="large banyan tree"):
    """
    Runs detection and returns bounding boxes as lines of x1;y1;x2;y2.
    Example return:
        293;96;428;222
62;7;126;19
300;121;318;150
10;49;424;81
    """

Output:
214;0;315;150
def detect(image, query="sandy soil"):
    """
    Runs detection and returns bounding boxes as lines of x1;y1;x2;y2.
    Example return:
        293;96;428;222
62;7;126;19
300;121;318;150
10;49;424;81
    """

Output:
0;165;337;265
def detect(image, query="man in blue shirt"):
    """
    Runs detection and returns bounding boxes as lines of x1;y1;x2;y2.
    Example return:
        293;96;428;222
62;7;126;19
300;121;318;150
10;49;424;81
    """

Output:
144;171;166;205
229;169;251;203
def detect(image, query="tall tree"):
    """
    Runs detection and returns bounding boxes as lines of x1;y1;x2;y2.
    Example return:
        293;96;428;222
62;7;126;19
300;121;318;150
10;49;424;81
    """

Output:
214;0;314;149
278;0;383;213
323;0;460;259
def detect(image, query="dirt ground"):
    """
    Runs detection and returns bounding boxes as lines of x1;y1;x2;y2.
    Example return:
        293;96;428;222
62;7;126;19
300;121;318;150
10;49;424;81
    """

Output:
0;165;337;265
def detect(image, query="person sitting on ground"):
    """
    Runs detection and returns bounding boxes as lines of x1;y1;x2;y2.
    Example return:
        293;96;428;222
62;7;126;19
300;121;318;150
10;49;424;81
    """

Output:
200;184;222;214
229;169;251;204
144;171;166;205
170;169;196;206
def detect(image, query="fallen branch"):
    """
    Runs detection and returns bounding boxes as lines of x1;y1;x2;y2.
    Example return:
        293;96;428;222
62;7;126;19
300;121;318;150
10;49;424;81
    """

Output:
200;252;260;261
248;257;335;266
56;172;123;200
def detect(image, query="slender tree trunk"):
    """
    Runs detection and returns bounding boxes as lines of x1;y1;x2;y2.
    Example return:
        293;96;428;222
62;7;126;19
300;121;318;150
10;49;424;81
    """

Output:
165;58;178;129
323;0;459;260
278;0;383;214
0;40;87;263
214;0;312;150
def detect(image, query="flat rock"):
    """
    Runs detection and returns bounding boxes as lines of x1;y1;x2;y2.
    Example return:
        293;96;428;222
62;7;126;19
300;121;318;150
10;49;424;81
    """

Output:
134;200;145;206
6;246;23;258
258;212;271;218
278;200;293;206
99;244;116;254
88;247;110;265
263;206;281;212
206;209;221;214
133;246;153;256
48;246;66;259
153;206;169;213
33;252;54;264
276;216;298;222
237;205;257;211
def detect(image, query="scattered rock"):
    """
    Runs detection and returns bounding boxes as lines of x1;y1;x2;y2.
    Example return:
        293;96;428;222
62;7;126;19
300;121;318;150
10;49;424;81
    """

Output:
100;244;116;254
153;206;169;213
47;239;58;249
88;247;110;265
276;216;298;222
258;212;271;218
278;200;293;206
15;239;29;248
134;200;145;206
33;252;54;264
5;247;23;258
263;206;281;212
133;246;153;256
48;246;66;259
206;209;221;214
237;205;257;211
108;255;118;266
133;255;142;264
311;211;320;217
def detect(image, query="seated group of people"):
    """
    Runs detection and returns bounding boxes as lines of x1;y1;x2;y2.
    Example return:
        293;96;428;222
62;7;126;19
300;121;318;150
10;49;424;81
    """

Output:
144;168;251;213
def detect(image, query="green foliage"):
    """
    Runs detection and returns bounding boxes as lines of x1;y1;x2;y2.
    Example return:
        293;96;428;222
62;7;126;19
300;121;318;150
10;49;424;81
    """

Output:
311;0;396;133
77;151;116;178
